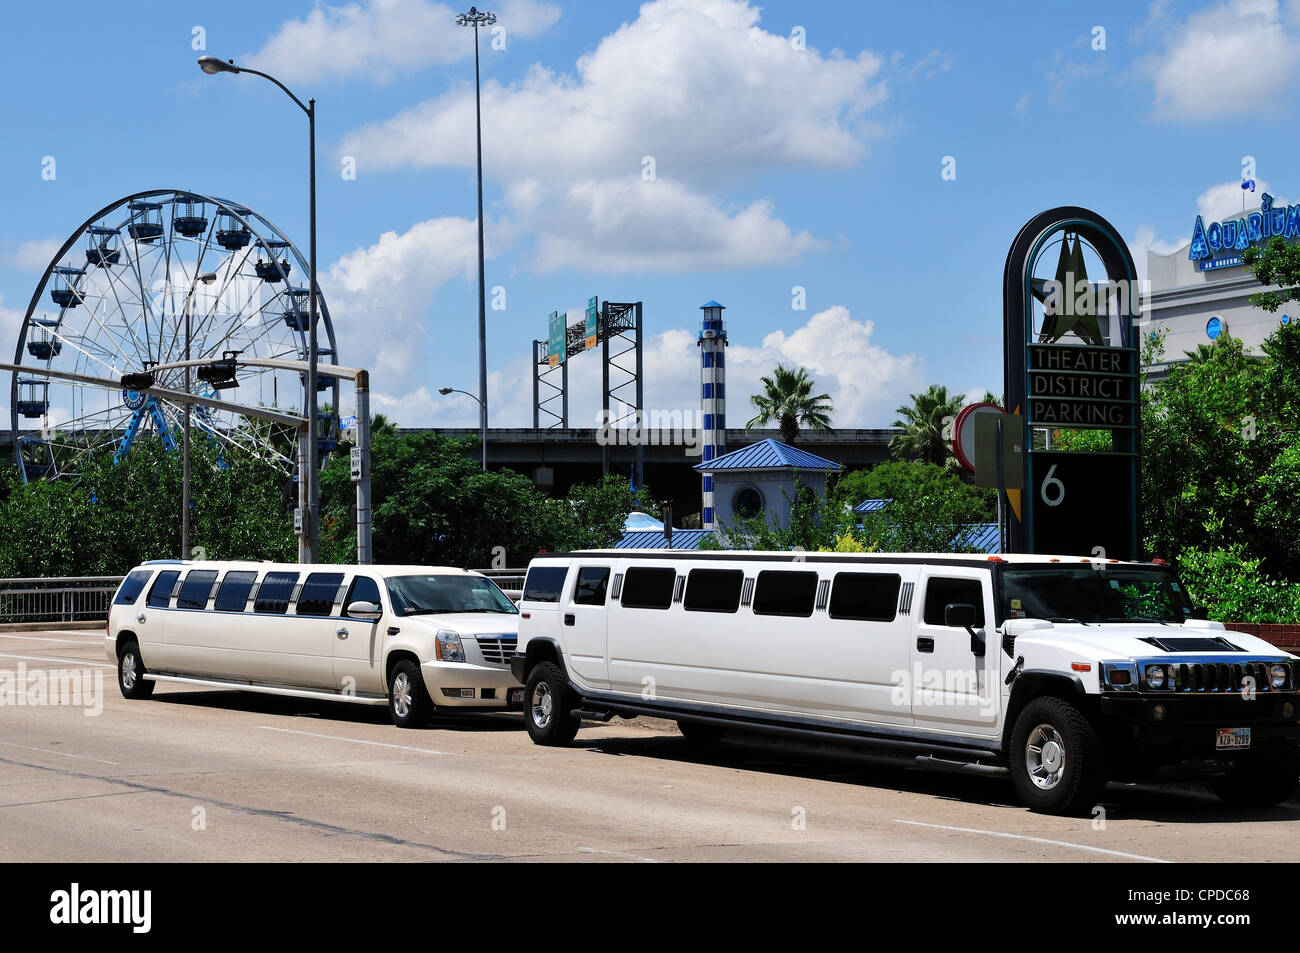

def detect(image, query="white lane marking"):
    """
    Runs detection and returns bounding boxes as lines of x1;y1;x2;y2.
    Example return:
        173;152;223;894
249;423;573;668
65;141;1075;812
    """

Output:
0;636;102;644
577;846;660;863
0;740;121;766
893;819;1173;863
0;652;112;669
256;726;444;755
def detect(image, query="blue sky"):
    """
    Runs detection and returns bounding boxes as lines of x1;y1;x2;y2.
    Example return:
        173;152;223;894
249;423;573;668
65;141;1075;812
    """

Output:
1;0;1295;430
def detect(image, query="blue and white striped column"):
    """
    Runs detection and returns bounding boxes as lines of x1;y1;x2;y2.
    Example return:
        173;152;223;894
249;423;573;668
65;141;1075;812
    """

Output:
698;300;727;530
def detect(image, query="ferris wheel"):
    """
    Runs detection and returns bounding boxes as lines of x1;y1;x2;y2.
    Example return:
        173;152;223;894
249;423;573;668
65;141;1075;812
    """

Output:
10;189;341;481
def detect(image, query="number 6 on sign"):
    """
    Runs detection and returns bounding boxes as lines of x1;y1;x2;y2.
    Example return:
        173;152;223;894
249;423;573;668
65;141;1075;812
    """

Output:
1040;464;1065;506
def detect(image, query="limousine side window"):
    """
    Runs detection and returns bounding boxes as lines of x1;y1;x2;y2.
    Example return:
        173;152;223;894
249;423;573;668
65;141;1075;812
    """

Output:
684;568;744;613
922;577;985;627
573;567;610;606
343;575;382;615
113;570;154;606
297;572;345;616
254;571;300;615
522;566;568;604
752;570;819;617
620;567;677;610
829;572;901;622
214;571;258;612
146;570;180;609
177;570;219;610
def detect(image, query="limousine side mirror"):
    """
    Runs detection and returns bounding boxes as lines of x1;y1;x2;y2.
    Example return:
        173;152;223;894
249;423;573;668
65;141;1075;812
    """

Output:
1191;605;1210;620
347;601;382;622
944;603;985;657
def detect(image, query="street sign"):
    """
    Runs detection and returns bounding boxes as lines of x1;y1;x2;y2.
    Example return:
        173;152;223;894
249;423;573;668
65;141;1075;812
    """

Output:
339;414;357;432
952;402;1003;473
974;412;1025;489
584;296;598;350
293;507;303;535
548;311;565;367
1027;452;1133;558
350;446;362;482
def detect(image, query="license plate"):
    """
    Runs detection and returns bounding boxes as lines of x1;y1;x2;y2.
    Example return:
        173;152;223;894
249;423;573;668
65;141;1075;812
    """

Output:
509;688;524;705
1216;727;1251;750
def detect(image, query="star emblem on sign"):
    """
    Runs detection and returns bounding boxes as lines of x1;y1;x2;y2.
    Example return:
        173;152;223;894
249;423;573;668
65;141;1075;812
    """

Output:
1030;232;1106;346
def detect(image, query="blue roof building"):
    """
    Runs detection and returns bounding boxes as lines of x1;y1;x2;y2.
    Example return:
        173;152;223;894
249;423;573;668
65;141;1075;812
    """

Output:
695;437;842;532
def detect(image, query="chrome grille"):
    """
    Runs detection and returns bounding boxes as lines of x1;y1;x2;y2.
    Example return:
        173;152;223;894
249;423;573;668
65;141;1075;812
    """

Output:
1174;660;1274;693
475;636;518;666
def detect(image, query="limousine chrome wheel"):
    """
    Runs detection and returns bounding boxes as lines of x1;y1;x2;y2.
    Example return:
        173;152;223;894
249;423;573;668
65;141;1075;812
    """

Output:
1009;696;1103;815
523;661;580;746
116;640;154;700
387;659;432;728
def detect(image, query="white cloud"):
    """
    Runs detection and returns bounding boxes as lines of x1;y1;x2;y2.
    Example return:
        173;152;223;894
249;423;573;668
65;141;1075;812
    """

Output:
1128;225;1190;283
337;0;888;182
323;215;504;400
3;237;61;272
1197;177;1273;223
528;176;824;273
244;0;561;84
1148;0;1300;119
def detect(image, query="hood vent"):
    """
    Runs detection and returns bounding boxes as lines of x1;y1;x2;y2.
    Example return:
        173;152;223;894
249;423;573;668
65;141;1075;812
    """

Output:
1138;636;1244;653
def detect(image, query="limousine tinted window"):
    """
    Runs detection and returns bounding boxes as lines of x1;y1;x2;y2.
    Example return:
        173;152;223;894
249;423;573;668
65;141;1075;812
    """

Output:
574;567;610;606
146;570;180;609
214;570;258;612
620;567;677;610
344;575;382;612
829;572;901;622
113;569;153;606
522;566;568;603
922;577;985;627
254;571;300;615
177;570;218;610
297;572;345;616
684;568;744;613
752;570;819;617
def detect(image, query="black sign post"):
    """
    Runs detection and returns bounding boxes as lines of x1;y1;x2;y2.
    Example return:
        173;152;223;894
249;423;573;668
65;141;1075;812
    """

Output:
1003;207;1140;560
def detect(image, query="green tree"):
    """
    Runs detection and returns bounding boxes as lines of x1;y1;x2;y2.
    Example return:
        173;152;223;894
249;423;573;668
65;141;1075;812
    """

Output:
831;460;993;553
888;384;965;468
745;364;833;444
1244;236;1300;313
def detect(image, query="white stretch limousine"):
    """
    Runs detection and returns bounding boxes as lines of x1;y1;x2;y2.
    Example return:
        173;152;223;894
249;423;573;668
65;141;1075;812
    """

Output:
511;550;1300;813
107;560;523;727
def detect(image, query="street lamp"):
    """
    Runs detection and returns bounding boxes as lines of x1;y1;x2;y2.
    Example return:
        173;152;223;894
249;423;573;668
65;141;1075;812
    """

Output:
198;53;321;563
181;271;218;560
438;386;486;469
456;7;495;487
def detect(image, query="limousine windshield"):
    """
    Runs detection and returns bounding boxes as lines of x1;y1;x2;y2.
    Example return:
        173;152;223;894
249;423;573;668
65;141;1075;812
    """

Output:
999;563;1191;624
386;574;517;616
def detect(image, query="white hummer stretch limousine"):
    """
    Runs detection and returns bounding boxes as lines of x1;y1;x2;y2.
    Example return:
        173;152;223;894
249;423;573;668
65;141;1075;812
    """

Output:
510;550;1300;813
107;560;523;727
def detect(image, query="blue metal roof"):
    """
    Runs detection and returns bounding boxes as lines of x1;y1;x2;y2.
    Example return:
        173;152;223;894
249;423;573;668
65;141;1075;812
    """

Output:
854;498;892;514
693;438;842;473
699;300;725;309
614;529;714;550
956;523;1001;554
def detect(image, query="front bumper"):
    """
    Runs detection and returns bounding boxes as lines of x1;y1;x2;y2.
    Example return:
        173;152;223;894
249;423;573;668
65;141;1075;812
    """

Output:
509;652;527;684
1099;692;1300;773
419;660;524;709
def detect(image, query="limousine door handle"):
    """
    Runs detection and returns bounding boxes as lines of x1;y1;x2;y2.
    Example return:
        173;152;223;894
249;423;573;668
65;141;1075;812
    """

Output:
564;613;575;626
916;637;935;654
336;627;349;640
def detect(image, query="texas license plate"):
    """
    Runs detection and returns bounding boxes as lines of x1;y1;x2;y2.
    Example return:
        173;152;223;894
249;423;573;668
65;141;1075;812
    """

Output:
1216;727;1251;750
509;688;524;705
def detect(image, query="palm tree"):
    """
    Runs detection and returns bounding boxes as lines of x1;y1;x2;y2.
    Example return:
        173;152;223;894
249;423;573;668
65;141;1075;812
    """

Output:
746;365;833;444
889;384;965;466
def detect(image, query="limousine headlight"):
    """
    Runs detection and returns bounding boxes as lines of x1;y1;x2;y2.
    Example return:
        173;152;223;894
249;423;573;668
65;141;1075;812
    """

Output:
1144;664;1168;690
435;630;465;663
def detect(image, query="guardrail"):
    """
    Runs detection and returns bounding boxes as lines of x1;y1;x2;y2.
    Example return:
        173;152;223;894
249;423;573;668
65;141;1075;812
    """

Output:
0;576;122;624
0;568;530;623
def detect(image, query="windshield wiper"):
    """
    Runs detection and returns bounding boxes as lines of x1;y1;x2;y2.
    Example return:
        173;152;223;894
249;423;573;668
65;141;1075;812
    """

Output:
1105;616;1169;624
1046;617;1090;625
402;608;457;615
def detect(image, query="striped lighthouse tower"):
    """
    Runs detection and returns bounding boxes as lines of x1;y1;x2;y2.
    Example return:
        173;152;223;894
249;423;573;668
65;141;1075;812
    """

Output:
698;300;727;530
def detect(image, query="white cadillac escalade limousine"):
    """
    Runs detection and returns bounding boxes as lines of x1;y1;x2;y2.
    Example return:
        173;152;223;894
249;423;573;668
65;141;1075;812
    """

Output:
509;550;1300;813
107;560;523;727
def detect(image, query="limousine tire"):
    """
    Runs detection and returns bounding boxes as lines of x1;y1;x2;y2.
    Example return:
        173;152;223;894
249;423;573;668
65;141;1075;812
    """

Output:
117;640;155;700
524;662;580;746
678;719;728;745
1208;758;1300;808
1009;696;1104;815
388;659;433;728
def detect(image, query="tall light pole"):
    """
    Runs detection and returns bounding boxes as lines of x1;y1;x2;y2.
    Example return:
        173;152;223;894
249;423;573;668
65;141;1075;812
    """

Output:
198;54;321;563
438;386;486;470
456;6;495;481
180;272;217;559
